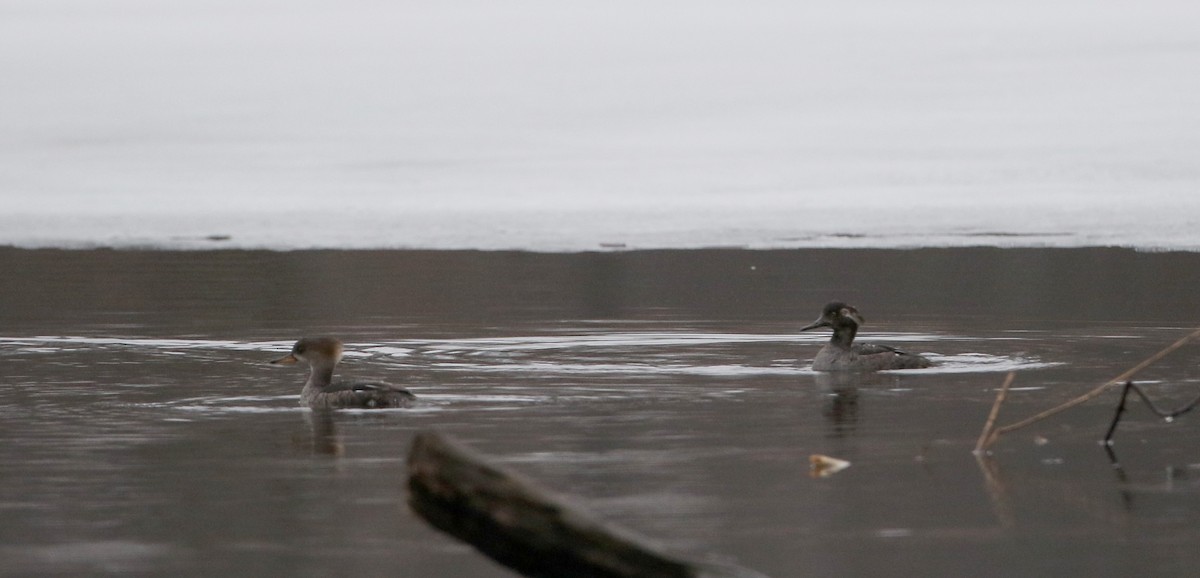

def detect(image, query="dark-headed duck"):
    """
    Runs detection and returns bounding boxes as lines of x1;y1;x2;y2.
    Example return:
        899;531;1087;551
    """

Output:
800;302;932;371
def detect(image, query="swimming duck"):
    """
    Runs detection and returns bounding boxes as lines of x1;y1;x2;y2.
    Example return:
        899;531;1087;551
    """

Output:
270;337;416;409
800;302;932;371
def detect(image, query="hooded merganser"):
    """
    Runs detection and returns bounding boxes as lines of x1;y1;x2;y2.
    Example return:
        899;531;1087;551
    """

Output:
270;337;416;409
800;302;933;371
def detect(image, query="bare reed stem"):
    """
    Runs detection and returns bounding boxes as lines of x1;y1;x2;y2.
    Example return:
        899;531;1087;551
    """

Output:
981;326;1200;449
974;372;1015;454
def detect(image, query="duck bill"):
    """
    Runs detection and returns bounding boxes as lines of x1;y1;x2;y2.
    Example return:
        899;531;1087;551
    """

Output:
270;353;299;365
799;319;830;332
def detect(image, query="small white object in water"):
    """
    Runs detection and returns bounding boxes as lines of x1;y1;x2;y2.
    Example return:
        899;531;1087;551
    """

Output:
810;454;851;478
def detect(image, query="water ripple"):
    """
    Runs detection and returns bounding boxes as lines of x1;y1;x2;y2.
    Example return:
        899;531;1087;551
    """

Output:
0;333;1058;381
900;353;1063;374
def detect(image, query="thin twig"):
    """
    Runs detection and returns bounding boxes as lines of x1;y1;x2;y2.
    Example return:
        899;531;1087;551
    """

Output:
974;372;1015;454
982;326;1200;449
1125;381;1200;420
1102;381;1134;445
1103;380;1200;444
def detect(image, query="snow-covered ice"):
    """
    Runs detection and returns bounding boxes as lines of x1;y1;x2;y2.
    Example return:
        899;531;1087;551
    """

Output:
2;0;1199;251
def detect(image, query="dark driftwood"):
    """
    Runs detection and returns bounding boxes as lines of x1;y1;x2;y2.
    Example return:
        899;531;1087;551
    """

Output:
406;430;766;578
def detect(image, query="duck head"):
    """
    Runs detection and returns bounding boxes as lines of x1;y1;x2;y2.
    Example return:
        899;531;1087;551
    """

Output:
800;302;865;333
270;337;344;367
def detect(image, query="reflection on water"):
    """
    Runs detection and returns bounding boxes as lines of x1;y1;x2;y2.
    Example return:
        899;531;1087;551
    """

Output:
812;372;868;439
4;248;1200;577
305;411;344;457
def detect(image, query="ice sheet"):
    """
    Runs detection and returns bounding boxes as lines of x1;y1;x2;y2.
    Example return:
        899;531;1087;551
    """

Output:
3;0;1198;251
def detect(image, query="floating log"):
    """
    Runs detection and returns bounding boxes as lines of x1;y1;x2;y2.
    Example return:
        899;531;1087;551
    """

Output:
406;430;767;578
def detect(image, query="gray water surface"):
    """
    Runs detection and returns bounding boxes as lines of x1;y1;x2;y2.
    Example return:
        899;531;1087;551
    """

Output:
4;248;1200;576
